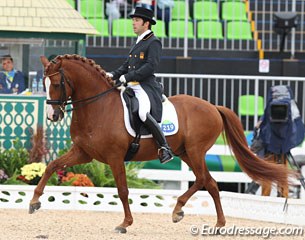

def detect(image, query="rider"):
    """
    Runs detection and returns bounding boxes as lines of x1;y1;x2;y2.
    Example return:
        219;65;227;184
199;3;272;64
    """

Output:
106;7;174;164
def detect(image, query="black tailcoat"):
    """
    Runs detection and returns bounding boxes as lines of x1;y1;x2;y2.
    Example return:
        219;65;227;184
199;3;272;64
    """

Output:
111;32;163;122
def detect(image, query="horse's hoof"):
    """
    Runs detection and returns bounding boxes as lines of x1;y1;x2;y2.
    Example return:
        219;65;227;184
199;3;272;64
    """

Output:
29;202;41;214
172;211;184;223
214;227;224;235
215;220;226;228
214;221;226;234
114;226;127;234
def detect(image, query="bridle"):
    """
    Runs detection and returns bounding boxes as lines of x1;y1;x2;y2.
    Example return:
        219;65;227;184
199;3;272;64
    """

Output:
45;68;74;113
45;62;122;114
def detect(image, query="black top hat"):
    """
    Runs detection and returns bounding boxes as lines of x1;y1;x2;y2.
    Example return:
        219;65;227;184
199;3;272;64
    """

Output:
129;7;156;25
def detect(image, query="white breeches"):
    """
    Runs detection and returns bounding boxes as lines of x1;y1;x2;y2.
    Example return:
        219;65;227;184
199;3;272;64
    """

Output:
129;84;151;122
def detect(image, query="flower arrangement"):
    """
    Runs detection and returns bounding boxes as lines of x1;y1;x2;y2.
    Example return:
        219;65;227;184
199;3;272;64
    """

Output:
0;169;8;183
61;172;94;187
18;162;46;185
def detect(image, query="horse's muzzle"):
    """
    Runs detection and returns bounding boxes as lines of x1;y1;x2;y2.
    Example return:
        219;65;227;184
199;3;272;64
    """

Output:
48;108;64;122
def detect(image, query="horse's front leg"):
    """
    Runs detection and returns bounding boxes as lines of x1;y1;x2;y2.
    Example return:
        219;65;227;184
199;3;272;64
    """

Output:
29;146;91;213
109;161;133;233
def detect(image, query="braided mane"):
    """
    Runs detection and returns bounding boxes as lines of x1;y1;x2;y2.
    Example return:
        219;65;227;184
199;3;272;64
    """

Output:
46;54;115;86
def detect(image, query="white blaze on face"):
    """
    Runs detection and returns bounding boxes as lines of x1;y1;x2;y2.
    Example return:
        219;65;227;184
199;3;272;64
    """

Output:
45;77;55;120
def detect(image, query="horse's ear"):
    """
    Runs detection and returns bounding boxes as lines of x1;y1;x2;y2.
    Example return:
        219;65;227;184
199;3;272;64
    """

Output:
40;56;49;67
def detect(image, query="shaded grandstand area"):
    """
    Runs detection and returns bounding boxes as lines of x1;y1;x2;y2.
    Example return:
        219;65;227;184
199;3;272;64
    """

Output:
78;0;305;77
80;0;305;51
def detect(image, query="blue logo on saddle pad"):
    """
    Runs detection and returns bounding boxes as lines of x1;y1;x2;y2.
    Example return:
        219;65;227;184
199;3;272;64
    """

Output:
161;120;175;133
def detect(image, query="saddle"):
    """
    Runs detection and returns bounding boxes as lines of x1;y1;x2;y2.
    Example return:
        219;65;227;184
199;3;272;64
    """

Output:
122;87;150;135
121;87;178;161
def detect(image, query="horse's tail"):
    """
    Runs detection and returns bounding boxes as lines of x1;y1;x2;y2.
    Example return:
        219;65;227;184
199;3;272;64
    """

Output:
216;106;295;186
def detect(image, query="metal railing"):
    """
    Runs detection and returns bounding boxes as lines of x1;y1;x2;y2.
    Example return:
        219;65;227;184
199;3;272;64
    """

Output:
156;73;305;130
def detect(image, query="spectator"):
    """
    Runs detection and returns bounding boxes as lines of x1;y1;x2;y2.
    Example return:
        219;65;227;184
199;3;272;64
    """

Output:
0;55;25;94
134;0;155;10
189;0;195;19
156;0;174;36
105;0;133;19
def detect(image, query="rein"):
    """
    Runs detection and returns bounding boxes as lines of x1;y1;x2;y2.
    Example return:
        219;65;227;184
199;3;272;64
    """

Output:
66;82;121;113
46;68;121;113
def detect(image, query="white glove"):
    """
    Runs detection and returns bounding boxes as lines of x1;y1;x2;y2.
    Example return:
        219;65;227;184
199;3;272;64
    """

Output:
117;85;126;91
106;72;113;78
119;75;126;84
116;75;126;91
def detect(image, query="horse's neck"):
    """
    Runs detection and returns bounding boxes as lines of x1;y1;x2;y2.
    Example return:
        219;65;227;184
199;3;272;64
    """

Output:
63;60;123;124
73;78;109;100
69;65;120;112
67;61;111;100
70;89;122;136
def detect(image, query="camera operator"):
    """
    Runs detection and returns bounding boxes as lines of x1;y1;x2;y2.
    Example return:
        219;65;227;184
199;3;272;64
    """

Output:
249;85;305;197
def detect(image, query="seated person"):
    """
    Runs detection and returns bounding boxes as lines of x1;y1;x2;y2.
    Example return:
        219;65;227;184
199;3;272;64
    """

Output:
0;55;25;94
156;0;174;36
134;0;154;10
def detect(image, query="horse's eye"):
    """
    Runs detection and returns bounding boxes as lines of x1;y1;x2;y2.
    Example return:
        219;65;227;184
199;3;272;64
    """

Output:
52;84;60;88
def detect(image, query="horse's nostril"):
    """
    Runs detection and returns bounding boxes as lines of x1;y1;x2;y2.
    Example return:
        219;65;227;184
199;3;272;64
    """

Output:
52;114;58;121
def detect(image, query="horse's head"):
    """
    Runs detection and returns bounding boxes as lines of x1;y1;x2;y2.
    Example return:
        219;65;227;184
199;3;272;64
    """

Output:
41;54;117;122
41;55;73;122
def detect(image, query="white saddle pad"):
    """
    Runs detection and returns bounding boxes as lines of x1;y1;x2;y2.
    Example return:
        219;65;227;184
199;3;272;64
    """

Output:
120;91;179;138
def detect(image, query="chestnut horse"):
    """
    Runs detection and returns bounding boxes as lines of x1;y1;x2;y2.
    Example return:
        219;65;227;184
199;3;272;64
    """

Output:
29;54;293;233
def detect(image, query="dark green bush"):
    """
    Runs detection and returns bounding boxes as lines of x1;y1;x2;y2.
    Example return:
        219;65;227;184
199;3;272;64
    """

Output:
0;139;29;178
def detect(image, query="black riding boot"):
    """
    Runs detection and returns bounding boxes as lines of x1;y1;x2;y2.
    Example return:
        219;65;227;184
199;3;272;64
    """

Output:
144;113;174;164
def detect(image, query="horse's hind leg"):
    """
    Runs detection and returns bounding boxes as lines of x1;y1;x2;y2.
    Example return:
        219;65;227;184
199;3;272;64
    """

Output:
203;168;226;227
172;152;226;228
29;146;91;213
172;152;206;223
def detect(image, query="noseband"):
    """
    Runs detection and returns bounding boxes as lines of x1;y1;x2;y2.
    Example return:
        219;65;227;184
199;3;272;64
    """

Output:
45;65;122;113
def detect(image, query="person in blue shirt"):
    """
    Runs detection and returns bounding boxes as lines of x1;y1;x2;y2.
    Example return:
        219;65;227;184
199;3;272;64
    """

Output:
0;55;25;94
